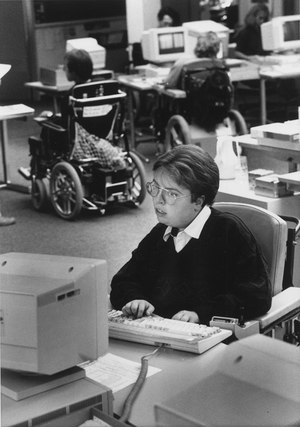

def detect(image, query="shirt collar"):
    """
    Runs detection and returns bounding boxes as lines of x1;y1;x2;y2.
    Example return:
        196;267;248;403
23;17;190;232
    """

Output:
163;205;211;241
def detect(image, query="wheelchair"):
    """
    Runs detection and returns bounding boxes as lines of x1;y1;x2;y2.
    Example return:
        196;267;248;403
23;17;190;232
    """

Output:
157;62;249;156
27;80;147;220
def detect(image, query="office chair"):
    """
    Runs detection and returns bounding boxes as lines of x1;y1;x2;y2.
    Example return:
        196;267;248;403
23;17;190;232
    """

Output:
213;202;300;344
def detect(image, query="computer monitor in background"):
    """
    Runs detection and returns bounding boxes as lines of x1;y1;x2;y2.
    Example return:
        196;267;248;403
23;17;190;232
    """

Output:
66;37;106;70
261;15;300;52
141;27;188;64
183;20;230;59
0;252;108;400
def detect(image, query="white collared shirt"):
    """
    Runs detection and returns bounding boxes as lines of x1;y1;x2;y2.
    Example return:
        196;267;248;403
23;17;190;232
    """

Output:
163;205;211;253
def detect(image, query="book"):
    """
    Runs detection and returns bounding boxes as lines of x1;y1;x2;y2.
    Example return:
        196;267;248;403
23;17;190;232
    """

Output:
255;174;286;189
1;365;86;401
248;169;274;190
251;122;300;142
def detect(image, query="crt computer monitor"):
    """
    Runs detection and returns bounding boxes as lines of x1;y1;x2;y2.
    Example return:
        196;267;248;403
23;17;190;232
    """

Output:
141;26;188;64
261;15;300;52
0;252;108;399
66;37;106;70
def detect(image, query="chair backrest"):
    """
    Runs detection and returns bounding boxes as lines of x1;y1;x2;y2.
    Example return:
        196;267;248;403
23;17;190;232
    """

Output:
214;202;288;296
70;80;126;140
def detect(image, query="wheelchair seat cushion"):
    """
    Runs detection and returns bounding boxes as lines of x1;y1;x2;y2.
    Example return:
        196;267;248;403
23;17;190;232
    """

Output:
73;122;125;168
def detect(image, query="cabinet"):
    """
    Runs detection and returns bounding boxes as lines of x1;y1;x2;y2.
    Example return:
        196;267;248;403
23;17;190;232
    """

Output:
35;16;128;73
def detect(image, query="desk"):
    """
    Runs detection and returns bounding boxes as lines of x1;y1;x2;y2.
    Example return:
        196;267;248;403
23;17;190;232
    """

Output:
0;104;34;193
259;65;300;125
1;339;226;427
110;338;226;427
25;81;72;114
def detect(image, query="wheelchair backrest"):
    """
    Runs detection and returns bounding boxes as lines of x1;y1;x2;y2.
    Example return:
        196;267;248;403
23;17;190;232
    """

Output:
70;80;126;140
181;58;234;131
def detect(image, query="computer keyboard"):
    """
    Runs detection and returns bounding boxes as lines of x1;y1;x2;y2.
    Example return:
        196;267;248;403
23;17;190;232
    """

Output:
108;310;232;354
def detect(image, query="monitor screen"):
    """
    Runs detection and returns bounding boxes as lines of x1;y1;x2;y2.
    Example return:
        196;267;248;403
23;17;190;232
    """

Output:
283;20;300;42
157;32;186;55
141;27;188;64
0;253;108;399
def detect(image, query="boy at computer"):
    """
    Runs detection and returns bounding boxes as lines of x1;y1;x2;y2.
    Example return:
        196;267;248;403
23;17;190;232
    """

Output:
110;145;271;324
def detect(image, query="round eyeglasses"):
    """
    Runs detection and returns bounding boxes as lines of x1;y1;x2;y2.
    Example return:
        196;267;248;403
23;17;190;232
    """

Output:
146;181;190;205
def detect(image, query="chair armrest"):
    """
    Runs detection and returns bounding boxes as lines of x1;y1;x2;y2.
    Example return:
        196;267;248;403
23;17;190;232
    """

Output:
256;287;300;332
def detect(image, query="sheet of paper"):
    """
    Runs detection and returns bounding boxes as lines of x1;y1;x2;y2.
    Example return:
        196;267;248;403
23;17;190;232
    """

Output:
82;352;161;393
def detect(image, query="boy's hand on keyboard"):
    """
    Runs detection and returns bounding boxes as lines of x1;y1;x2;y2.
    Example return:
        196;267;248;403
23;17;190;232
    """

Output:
122;299;155;318
172;310;199;323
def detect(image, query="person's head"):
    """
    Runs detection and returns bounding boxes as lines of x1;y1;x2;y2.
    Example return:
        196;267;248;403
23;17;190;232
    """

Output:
147;145;219;229
64;49;93;84
244;4;270;28
194;31;221;58
157;6;181;27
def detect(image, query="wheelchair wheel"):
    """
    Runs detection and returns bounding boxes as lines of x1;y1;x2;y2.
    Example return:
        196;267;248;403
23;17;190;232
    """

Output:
127;151;146;205
165;115;191;152
50;162;83;220
31;178;49;211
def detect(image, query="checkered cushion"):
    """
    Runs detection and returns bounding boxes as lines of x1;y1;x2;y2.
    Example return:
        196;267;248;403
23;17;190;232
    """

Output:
73;122;125;168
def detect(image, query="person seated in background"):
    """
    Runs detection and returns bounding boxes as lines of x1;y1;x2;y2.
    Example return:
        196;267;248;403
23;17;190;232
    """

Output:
234;4;297;112
110;145;271;325
157;6;181;28
164;31;221;89
36;49;93;127
158;31;233;138
59;48;94;126
234;4;271;63
132;6;181;66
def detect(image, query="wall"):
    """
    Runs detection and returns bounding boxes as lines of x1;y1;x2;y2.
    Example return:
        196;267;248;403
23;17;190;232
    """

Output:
126;0;161;44
0;0;30;102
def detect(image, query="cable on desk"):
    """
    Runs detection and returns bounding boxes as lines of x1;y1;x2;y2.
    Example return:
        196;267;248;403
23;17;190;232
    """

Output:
119;346;162;423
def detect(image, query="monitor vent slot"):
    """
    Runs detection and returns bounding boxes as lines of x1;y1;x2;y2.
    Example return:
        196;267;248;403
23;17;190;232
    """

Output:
69;395;103;412
32;408;66;425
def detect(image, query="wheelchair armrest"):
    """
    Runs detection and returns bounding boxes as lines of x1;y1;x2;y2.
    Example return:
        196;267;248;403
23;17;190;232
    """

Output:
38;120;67;133
256;287;300;332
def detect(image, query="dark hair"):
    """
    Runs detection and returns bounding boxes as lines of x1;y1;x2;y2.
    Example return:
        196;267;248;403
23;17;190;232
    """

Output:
157;6;181;26
64;49;93;83
153;145;219;206
244;4;270;27
194;31;221;58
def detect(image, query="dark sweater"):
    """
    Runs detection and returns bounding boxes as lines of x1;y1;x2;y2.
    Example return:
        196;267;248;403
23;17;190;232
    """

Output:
110;208;271;324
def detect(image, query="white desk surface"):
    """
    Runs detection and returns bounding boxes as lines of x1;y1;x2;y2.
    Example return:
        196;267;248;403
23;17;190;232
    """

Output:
0;103;34;121
25;81;72;93
110;338;226;427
